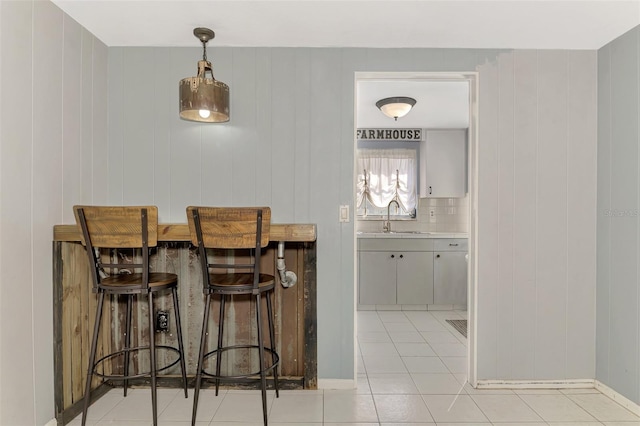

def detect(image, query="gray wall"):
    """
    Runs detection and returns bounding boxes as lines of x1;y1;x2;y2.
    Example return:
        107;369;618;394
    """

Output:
109;47;598;382
597;25;640;405
0;1;108;423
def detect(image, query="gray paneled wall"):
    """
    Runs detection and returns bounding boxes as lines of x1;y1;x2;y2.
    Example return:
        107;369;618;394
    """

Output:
0;1;108;423
598;25;640;405
109;46;598;383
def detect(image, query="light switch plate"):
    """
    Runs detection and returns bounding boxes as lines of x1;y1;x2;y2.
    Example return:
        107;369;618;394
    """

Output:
339;205;350;222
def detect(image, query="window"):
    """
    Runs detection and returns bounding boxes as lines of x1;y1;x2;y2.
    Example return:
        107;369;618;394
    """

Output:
356;148;417;218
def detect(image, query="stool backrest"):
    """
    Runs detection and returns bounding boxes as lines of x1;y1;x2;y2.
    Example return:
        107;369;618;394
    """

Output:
186;207;270;249
186;207;271;292
74;205;158;291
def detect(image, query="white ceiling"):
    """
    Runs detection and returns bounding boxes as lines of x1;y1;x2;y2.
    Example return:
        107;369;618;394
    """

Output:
53;0;639;49
51;0;639;130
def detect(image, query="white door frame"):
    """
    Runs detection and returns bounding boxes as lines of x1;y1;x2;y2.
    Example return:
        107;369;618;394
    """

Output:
353;71;480;387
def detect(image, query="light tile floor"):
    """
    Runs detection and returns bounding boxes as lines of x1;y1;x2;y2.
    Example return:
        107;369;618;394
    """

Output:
69;310;640;425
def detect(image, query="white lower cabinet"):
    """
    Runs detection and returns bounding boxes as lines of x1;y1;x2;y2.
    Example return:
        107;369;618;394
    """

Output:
433;252;467;304
358;239;434;305
396;252;434;304
358;237;467;307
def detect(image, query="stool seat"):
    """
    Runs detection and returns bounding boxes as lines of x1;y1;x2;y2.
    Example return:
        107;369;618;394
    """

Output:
208;272;275;290
101;272;178;291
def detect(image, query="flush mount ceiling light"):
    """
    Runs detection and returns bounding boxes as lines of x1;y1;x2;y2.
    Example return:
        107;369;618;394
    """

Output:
376;96;417;121
179;27;229;123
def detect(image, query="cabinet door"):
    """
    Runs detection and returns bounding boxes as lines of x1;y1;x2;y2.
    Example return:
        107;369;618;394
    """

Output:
359;251;397;305
420;129;467;197
433;252;467;305
396;252;434;305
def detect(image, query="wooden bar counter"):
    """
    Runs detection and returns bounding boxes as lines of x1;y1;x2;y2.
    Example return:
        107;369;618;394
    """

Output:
53;223;317;425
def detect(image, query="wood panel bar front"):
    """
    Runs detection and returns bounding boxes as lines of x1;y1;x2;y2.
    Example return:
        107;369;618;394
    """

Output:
53;224;316;425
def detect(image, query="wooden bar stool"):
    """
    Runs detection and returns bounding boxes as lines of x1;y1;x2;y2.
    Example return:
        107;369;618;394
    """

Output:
74;206;188;426
187;206;280;426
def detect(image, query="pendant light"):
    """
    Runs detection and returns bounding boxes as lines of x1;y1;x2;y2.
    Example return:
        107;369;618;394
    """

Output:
376;96;416;121
179;27;230;122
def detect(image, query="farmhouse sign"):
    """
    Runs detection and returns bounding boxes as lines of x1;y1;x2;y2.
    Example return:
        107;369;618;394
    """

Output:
356;128;422;141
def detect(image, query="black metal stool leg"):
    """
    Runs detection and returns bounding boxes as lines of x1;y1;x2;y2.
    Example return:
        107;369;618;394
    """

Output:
147;292;158;426
123;294;133;397
266;290;279;397
214;294;226;396
82;292;105;426
172;287;188;398
256;293;269;426
192;293;212;426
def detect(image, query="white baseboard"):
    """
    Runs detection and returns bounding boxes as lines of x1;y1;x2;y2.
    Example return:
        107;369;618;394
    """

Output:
317;379;355;390
44;418;57;426
595;380;640;416
476;379;595;389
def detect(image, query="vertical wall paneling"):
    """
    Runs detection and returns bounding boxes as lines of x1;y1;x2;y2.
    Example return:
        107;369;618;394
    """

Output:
0;1;35;424
497;51;515;379
610;28;639;401
62;15;83;222
511;50;538;378
168;48;203;221
92;39;108;204
107;46;599;384
122;48;155;204
107;47;124;206
153;48;173;220
81;28;93;202
294;49;311;222
596;44;612;384
33;1;63;419
476;51;500;380
536;50;569;379
309;49;349;378
566;51;597;379
229;47;259;207
200;47;234;209
271;48;296;221
598;27;640;403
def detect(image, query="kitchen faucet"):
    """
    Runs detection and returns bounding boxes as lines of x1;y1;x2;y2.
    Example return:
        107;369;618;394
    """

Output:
383;199;400;232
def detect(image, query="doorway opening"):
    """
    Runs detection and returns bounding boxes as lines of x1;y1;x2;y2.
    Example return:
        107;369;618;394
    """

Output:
353;71;479;387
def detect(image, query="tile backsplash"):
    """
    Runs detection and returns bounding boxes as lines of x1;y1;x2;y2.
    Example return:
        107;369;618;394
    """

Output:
356;196;469;234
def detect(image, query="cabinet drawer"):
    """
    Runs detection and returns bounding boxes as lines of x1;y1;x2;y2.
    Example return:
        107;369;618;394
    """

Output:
358;238;434;252
433;238;467;252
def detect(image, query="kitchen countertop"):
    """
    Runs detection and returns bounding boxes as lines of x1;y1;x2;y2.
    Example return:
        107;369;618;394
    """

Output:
357;231;468;239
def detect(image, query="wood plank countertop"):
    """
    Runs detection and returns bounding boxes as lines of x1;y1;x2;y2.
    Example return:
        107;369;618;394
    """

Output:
53;223;317;242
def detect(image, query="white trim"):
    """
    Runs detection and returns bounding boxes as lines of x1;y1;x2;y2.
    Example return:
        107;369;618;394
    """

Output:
317;379;356;390
353;71;479;388
595;380;640;416
44;419;57;426
476;379;595;389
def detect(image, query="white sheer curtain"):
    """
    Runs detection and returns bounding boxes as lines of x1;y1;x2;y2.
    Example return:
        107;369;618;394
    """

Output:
356;149;417;213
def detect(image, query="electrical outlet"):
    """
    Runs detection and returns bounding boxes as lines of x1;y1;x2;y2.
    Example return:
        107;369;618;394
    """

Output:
429;208;436;223
156;310;169;332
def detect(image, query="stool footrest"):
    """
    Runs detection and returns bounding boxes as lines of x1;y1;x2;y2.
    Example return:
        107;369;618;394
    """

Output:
200;344;280;380
92;345;183;381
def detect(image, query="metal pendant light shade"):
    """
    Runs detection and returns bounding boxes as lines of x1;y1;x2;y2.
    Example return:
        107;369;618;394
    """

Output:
179;27;230;123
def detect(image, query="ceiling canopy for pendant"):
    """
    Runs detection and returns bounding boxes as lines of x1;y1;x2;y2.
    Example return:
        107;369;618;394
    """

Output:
179;27;229;123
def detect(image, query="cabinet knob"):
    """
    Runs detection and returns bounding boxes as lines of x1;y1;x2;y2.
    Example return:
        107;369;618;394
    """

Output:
436;254;440;258
399;254;404;259
390;254;395;259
